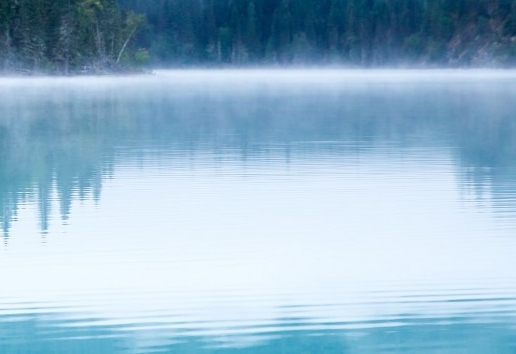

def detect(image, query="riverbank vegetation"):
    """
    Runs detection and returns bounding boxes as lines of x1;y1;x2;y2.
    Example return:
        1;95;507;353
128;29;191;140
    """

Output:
0;0;145;74
2;0;516;73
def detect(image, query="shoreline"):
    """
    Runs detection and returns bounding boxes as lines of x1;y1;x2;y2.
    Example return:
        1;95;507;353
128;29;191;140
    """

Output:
2;64;513;81
2;67;516;80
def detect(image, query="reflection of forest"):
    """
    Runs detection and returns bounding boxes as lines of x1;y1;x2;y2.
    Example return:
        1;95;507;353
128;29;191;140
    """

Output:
1;78;516;239
452;95;516;216
0;89;118;240
0;115;109;239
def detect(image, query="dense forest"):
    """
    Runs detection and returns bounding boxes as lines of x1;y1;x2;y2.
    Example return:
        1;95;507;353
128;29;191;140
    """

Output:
2;0;516;73
0;0;144;74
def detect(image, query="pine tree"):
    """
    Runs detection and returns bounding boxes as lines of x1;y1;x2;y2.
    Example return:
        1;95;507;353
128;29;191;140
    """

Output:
246;1;261;61
268;0;292;63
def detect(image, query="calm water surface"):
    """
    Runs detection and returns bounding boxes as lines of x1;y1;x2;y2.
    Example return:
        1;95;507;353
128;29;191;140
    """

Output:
1;70;516;353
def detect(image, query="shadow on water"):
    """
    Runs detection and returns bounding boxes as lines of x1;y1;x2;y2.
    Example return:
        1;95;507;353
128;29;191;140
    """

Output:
1;315;515;353
1;73;516;239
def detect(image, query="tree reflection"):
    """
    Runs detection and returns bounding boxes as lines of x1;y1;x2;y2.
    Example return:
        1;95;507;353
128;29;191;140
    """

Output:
1;76;516;239
0;94;115;240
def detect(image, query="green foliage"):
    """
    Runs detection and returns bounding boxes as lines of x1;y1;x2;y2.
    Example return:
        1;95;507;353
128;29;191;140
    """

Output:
404;33;425;59
3;0;516;71
133;48;149;64
504;0;516;35
218;27;233;63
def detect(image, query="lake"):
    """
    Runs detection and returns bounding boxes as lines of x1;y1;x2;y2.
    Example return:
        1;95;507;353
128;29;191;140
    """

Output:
1;70;516;353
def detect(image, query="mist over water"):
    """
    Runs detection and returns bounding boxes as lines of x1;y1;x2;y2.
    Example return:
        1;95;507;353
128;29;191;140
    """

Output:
1;70;516;353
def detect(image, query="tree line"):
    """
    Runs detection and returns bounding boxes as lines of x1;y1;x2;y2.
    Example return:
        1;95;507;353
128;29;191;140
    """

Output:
124;0;516;66
3;0;516;73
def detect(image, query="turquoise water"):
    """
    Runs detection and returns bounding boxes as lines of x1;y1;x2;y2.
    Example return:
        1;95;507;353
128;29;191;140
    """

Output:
1;70;516;353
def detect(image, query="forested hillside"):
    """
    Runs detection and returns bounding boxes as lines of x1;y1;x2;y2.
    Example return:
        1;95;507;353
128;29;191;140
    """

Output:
2;0;516;73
